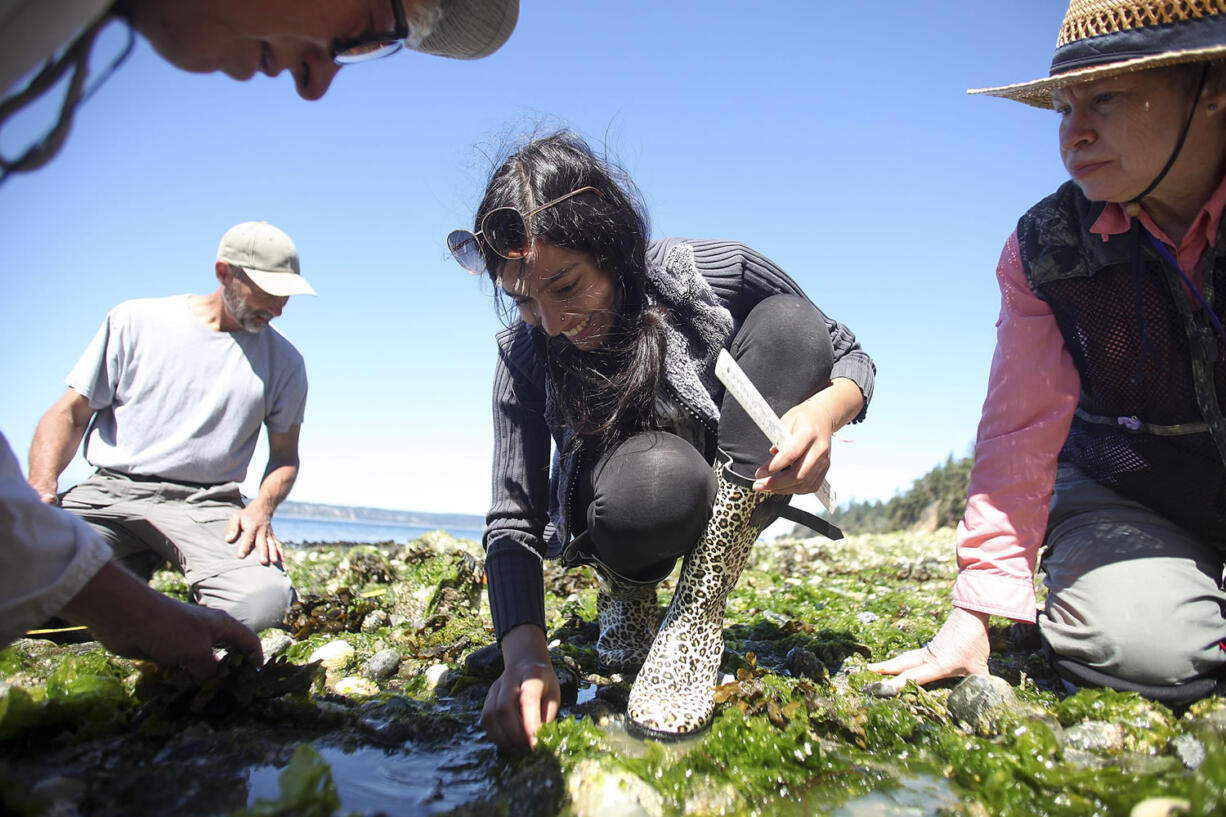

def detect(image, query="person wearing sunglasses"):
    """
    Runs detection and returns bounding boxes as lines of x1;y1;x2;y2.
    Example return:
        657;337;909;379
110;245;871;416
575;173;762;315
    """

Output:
871;0;1226;707
456;131;875;750
0;0;518;182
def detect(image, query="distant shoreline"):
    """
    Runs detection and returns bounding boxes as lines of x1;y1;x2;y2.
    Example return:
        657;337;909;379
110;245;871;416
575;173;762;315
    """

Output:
276;500;484;530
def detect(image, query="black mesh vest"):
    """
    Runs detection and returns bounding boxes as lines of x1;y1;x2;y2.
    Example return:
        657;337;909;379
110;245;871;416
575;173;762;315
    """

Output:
1017;181;1226;547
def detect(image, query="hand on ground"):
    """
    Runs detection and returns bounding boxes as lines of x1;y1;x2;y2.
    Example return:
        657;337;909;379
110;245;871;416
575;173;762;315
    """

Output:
866;607;992;693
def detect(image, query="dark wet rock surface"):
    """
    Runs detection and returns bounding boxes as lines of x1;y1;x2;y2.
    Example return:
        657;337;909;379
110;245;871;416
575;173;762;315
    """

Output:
3;530;1226;816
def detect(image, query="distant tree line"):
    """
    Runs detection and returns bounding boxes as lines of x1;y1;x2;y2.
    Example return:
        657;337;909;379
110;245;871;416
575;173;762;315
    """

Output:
828;453;974;534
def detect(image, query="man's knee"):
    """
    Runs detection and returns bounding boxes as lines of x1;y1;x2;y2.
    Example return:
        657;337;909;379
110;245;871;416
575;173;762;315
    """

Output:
194;566;295;632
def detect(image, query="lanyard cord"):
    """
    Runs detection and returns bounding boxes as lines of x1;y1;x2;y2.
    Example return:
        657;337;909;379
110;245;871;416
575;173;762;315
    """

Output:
1145;231;1226;349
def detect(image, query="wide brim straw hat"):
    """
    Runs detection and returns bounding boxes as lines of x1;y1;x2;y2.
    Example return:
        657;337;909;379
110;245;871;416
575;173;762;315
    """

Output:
969;0;1226;109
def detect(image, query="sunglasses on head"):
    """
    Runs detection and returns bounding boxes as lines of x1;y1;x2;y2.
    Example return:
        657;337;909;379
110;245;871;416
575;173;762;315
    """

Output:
446;186;599;275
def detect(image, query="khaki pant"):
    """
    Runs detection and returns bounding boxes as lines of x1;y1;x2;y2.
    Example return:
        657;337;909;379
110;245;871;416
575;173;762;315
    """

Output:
60;471;294;632
1040;462;1226;688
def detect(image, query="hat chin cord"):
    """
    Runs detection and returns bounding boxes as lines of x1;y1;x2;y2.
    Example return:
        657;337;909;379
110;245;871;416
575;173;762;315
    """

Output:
1125;63;1211;217
1124;63;1211;384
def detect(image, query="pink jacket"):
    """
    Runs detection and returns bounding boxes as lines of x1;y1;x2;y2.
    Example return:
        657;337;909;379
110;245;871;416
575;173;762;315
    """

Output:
952;177;1226;622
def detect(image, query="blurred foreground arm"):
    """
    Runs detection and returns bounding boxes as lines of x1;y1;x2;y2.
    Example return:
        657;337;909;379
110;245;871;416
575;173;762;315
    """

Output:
60;560;262;681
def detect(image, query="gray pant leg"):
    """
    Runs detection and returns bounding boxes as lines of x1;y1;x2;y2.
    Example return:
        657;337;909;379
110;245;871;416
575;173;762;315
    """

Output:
61;474;293;632
1040;463;1226;687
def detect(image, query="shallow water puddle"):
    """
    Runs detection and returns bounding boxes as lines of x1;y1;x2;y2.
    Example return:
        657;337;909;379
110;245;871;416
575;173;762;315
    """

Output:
831;774;961;817
246;733;494;815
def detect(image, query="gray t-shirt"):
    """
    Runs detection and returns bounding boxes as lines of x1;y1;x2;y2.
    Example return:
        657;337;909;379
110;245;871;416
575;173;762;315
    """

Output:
67;295;308;484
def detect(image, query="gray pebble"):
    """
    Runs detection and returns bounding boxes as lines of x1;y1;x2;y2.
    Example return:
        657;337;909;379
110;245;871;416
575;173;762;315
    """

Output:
362;648;401;681
260;632;295;661
947;675;1018;736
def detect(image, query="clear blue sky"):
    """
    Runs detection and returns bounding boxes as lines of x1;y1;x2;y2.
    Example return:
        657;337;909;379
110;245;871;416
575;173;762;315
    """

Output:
1;1;1070;518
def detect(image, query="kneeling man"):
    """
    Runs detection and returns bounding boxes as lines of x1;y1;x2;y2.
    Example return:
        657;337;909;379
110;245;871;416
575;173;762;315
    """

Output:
28;221;313;632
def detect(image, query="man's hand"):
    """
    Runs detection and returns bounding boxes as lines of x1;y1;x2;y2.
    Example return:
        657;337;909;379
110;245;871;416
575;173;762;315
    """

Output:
481;624;561;752
225;505;284;565
62;561;263;682
867;607;992;692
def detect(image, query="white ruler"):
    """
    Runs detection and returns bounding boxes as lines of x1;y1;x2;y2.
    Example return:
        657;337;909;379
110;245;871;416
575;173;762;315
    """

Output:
715;349;837;512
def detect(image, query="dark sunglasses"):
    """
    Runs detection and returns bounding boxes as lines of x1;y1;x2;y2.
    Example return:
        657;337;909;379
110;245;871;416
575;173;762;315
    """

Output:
332;0;408;65
446;187;599;275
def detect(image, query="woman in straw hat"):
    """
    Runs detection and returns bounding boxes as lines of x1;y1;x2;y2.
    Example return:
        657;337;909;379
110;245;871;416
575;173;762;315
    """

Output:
448;131;873;748
872;0;1226;704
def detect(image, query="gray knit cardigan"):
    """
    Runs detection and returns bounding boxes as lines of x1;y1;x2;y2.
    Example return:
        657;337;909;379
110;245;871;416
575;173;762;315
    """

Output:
482;238;876;641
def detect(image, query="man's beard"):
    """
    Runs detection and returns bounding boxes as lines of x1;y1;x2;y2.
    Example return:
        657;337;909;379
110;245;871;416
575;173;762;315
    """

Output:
222;283;273;333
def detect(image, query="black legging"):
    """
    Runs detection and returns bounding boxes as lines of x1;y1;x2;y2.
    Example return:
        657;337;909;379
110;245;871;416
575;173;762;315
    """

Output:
572;295;834;581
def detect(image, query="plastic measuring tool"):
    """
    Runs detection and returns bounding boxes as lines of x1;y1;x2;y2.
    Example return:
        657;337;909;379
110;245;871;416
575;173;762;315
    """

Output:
715;348;837;511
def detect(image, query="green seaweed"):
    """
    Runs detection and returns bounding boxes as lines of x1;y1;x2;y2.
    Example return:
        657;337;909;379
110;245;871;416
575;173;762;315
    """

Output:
7;530;1226;817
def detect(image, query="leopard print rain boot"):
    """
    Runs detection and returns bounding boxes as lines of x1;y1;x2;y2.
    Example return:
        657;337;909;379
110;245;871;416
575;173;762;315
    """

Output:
625;467;785;739
595;569;660;673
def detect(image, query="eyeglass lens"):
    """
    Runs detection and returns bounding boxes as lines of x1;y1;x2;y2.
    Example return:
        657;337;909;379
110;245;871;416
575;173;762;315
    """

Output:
334;40;403;64
447;230;485;275
481;208;530;260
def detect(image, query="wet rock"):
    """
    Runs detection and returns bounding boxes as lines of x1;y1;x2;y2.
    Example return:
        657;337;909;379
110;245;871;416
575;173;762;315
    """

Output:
566;759;664;817
595;682;631;710
362;648;401;682
785;647;828;683
947;674;1018;736
681;779;741;815
259;631;295;661
465;643;504;681
332;676;379;697
556;666;580;706
855;611;879;626
1129;797;1191;817
29;776;86;811
361;609;390;633
863;677;903;699
1065;720;1126;753
309;640;355;671
1062;747;1107;769
1170;733;1205;770
337;547;396;586
424;664;451;690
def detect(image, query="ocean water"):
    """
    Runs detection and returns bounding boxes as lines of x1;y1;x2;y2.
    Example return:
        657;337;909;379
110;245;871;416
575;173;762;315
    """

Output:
272;515;484;546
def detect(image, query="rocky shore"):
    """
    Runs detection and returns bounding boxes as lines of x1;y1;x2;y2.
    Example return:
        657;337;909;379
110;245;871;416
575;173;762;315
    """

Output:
1;528;1224;816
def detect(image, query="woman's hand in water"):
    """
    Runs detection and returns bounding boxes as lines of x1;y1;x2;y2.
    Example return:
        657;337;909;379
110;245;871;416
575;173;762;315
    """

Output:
481;624;561;752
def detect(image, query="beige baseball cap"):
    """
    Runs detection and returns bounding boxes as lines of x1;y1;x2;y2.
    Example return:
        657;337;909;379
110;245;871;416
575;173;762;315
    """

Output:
410;0;520;60
216;221;316;297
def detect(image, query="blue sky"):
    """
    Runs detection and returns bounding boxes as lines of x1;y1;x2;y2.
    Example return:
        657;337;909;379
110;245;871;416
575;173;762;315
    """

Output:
1;1;1070;518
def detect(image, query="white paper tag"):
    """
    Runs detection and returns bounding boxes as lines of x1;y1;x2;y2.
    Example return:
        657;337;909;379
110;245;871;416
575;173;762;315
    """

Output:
715;348;837;511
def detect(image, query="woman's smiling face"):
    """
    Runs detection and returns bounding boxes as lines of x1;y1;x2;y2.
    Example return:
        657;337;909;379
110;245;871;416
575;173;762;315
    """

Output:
497;240;620;351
